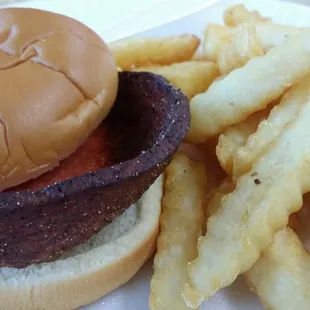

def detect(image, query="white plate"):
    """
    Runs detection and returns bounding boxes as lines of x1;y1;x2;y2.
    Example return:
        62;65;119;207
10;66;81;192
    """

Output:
3;0;310;309
0;0;220;42
82;1;310;310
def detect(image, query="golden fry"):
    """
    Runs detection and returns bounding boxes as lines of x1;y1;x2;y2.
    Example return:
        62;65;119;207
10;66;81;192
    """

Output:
203;22;304;62
183;178;234;307
246;228;310;310
216;109;269;175
185;78;310;301
179;141;227;199
217;23;264;75
224;4;271;27
135;61;219;99
110;34;200;70
206;181;310;310
233;80;308;178
191;51;210;62
255;23;304;51
202;24;231;61
149;154;207;310
187;30;310;143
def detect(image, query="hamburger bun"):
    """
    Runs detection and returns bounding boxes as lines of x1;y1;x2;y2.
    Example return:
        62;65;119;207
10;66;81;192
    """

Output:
0;8;118;190
0;175;163;310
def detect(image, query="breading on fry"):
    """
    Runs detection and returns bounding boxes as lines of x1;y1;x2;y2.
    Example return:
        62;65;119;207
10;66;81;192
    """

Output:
187;30;310;143
109;34;200;70
135;61;219;99
184;77;310;303
149;154;207;310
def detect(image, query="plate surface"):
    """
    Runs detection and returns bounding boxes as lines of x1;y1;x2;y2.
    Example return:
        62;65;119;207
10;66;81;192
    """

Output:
0;0;220;42
3;0;310;309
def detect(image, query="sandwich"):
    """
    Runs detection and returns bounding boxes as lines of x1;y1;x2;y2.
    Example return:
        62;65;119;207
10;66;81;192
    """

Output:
0;7;190;309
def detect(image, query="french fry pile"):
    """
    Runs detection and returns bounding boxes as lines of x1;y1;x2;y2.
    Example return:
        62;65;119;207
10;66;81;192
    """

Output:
110;4;310;309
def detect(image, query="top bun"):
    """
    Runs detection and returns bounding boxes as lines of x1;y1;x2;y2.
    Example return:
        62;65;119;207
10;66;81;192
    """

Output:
0;8;118;190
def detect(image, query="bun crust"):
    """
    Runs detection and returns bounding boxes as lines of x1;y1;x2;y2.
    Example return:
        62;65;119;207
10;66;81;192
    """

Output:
0;175;163;310
0;8;118;190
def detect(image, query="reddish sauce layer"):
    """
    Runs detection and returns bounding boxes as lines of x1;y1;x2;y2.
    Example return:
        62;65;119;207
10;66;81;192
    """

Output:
9;124;112;192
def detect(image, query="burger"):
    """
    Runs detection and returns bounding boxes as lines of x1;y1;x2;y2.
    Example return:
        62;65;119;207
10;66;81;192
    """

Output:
0;7;190;310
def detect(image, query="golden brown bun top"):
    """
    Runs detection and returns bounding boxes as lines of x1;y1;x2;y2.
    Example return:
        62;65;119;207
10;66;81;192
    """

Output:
0;8;118;190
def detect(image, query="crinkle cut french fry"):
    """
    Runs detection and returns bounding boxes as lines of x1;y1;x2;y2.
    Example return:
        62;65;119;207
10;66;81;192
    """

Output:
217;23;264;75
216;109;268;175
134;61;219;99
255;23;304;51
233;80;309;179
184;77;310;303
202;24;231;62
206;178;235;216
149;154;207;310
202;21;304;62
206;173;301;226
191;51;209;62
223;4;271;27
179;141;226;199
246;228;310;310
187;30;310;143
216;96;279;178
208;23;300;75
206;181;310;310
110;34;200;70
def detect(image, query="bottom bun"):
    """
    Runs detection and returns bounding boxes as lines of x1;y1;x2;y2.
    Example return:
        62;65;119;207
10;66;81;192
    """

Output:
0;175;164;310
